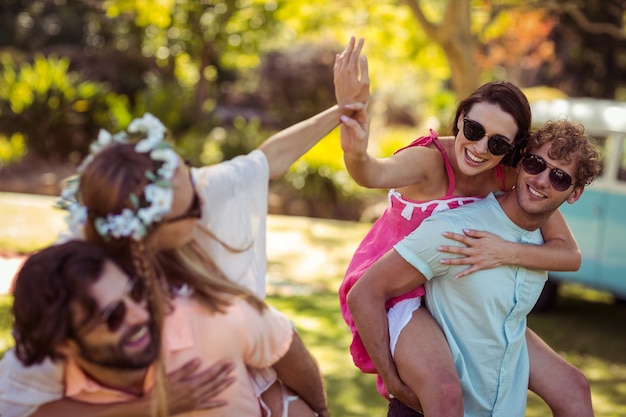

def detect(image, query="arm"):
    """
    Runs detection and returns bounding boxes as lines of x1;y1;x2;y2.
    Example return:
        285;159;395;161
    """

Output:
438;208;580;278
28;360;234;417
272;331;330;417
258;103;363;180
347;249;426;410
334;36;440;190
339;109;439;189
259;37;369;181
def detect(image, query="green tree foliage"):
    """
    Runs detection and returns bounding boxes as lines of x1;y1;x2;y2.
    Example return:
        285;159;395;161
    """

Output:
0;54;130;159
541;0;626;99
105;0;284;121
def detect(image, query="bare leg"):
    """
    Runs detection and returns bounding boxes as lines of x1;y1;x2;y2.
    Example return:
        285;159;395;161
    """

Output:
526;328;593;417
393;307;463;417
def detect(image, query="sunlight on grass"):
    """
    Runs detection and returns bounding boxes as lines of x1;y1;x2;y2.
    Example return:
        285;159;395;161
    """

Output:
267;293;389;416
0;193;65;253
560;282;615;304
0;295;13;357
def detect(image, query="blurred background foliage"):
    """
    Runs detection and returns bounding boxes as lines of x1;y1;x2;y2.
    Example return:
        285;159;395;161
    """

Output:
0;0;625;219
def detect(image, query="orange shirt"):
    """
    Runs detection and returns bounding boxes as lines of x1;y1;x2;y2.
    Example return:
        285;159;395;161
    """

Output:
65;294;293;416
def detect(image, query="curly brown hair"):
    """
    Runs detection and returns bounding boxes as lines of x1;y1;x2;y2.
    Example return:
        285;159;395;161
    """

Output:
525;120;602;187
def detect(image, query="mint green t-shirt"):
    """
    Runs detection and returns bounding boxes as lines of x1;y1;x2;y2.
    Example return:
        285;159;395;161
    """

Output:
394;192;547;417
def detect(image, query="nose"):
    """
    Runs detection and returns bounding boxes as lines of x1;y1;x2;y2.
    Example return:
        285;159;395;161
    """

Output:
474;134;490;154
533;167;552;189
124;298;150;326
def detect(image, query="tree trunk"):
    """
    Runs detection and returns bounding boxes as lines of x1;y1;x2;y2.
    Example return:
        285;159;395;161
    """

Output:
402;0;480;98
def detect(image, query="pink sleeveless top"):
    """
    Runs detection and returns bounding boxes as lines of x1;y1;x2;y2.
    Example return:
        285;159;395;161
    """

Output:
339;130;505;397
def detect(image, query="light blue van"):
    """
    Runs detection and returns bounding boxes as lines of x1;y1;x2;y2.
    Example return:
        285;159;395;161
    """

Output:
530;98;626;310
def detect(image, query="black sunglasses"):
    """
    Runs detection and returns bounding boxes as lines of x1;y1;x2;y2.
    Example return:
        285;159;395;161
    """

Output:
521;154;574;192
462;118;514;156
100;277;147;332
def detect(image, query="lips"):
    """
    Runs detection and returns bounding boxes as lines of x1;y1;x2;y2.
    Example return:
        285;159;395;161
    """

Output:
465;148;486;164
124;325;150;348
527;184;547;198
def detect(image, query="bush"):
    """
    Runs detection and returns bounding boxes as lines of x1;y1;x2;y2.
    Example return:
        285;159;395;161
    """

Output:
257;42;338;128
0;54;131;161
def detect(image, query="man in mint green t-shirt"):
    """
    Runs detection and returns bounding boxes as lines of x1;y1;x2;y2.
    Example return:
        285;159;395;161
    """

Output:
349;120;601;417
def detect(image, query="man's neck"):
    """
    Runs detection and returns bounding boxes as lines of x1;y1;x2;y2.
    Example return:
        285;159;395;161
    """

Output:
496;190;546;231
76;357;149;396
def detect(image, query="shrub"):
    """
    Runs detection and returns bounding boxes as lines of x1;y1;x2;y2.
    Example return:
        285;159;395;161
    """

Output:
0;54;130;160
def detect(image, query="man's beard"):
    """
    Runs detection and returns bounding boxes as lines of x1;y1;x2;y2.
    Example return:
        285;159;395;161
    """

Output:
74;322;160;370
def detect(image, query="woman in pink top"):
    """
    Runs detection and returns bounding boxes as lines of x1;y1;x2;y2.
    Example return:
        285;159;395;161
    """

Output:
335;38;592;416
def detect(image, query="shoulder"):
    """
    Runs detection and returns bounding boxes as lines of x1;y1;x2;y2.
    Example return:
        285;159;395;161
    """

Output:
393;141;445;169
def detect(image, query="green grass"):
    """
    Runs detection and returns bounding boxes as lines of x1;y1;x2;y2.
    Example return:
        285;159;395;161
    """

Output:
0;192;66;253
1;193;625;416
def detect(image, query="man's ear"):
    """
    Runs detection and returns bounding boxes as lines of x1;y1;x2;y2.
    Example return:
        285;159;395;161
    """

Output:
566;185;585;204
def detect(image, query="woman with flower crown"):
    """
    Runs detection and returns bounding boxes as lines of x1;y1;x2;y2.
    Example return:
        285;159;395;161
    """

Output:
0;48;368;416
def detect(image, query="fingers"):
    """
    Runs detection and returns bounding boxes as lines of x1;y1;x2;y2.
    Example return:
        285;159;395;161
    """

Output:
168;358;202;380
441;231;471;245
335;36;365;71
340;115;367;137
189;369;236;400
343;102;365;111
349;37;364;68
335;36;356;69
360;55;370;85
193;360;235;381
180;361;236;409
454;266;478;279
197;399;229;410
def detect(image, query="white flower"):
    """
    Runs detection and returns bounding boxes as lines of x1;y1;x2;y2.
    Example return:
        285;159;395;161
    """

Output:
152;148;178;179
132;113;167;153
60;113;178;241
95;129;113;149
142;184;173;220
64;202;87;234
60;178;80;201
106;209;137;239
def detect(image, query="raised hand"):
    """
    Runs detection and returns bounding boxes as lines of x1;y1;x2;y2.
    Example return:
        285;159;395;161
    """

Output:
334;36;370;107
340;104;370;155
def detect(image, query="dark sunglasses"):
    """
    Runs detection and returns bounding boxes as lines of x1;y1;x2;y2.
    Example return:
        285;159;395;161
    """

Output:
521;154;573;192
100;277;147;332
462;118;514;156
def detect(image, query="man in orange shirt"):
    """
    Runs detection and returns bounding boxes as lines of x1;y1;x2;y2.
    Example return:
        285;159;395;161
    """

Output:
9;240;328;417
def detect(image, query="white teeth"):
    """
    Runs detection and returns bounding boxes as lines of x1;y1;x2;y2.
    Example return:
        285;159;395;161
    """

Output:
128;326;148;343
466;149;486;163
528;185;546;198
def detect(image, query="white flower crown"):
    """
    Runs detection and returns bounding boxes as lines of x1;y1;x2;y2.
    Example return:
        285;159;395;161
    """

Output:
57;113;180;240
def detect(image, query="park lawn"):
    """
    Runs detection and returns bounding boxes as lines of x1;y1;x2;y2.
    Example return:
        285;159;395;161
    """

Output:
0;193;625;416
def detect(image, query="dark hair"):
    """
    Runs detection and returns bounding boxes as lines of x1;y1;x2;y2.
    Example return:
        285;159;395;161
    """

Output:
12;241;110;366
452;81;531;166
525;120;602;187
